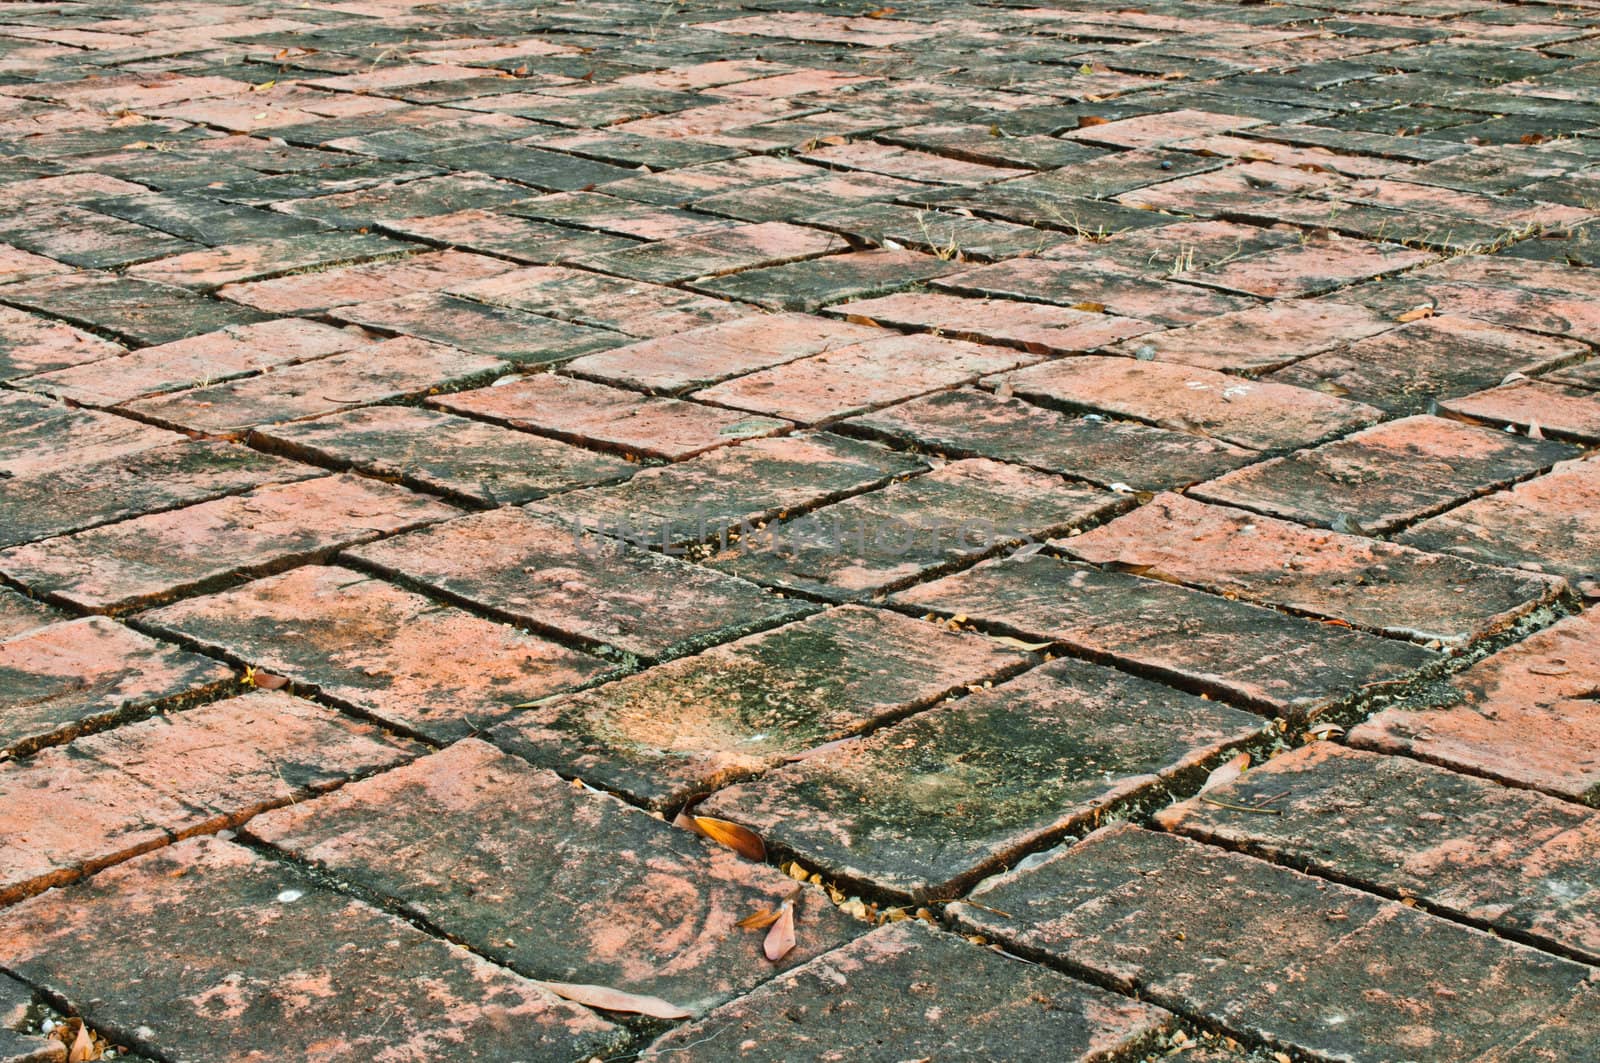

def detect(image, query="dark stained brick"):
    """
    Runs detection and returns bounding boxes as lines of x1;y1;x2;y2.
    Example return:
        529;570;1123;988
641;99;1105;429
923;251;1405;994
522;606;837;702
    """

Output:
0;305;123;382
690;249;962;311
330;291;621;365
0;392;178;479
703;656;1262;900
452;265;752;338
1102;300;1395;374
828;291;1155;354
0;272;271;347
487;606;1029;808
1442;378;1600;443
249;739;862;1012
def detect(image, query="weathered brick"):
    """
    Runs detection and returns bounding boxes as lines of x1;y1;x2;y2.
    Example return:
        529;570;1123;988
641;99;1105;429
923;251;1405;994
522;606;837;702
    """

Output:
1191;415;1579;533
1398;457;1600;581
451;265;752;338
1442;378;1600;442
142;565;611;743
574;221;842;284
1174;236;1434;298
993;356;1382;451
0;305;122;381
122;337;505;433
0;690;415;903
382;206;641;263
951;825;1598;1063
707;459;1122;600
692;333;1037;424
642;921;1173;1062
217;249;512;313
704;656;1261;899
0;617;233;758
831;290;1156;352
0;836;624;1060
0;589;63;641
690;249;962;311
0;474;454;613
0;391;179;479
249;739;861;1012
488;605;1028;808
126;232;414;290
1061;493;1565;646
1157;742;1600;963
1104;300;1395;373
1352;609;1600;805
253;404;635;505
346;507;809;659
330;290;621;364
433;373;790;460
935;259;1259;328
893;553;1439;720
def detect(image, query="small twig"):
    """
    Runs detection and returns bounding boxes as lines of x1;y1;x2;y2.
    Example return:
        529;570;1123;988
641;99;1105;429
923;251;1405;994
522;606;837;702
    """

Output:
1199;794;1282;815
961;899;1013;918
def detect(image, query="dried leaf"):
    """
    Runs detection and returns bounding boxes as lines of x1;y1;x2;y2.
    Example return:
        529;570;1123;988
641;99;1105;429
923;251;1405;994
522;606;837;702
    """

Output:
692;816;767;861
1071;301;1106;313
1199;752;1250;794
251;80;276;92
534;980;691;1019
69;1022;95;1063
764;902;797;961
1396;304;1435;323
845;314;880;328
1077;115;1109;128
863;7;897;17
987;634;1053;652
738;908;782;929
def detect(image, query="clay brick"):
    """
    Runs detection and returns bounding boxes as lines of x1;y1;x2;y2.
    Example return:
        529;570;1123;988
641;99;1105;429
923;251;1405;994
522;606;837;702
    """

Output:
253;404;635;506
451;265;752;338
1398;457;1600;581
642;921;1173;1062
0;589;63;641
526;432;923;545
935;259;1260;328
217;249;512;313
1064;108;1263;148
434;373;790;460
707;459;1122;600
1352;609;1600;805
249;739;861;1011
1061;493;1565;647
509;191;737;240
0;836;624;1059
994;355;1382;451
0;391;179;479
143;565;612;743
1104;300;1395;373
1157;742;1600;963
703;657;1262;899
575;221;842;284
488;605;1029;808
272;173;534;229
121;337;506;433
690;249;963;311
829;291;1156;354
346;507;809;659
0;690;415;903
1175;236;1434;298
892;554;1439;720
563;313;881;394
0;245;70;286
950;825;1596;1063
0;617;233;758
1270;315;1589;415
330;290;621;365
1442;378;1600;442
0;474;454;613
0;440;317;548
382;207;641;263
1191;415;1579;533
691;333;1038;424
799;140;1029;184
840;388;1257;492
19;317;371;407
126;232;414;290
0;305;122;381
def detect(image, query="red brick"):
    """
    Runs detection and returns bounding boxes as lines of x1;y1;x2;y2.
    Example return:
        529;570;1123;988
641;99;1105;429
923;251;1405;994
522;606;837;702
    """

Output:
346;507;809;659
950;825;1596;1063
994;355;1382;451
0;617;233;758
642;921;1173;1062
19;318;371;407
451;264;752;338
936;259;1260;328
1442;378;1600;443
1157;742;1600;963
329;290;621;365
248;739;862;1012
692;332;1038;424
0;474;454;613
830;291;1157;354
0;588;63;641
1398;457;1600;581
0;245;71;286
703;656;1261;899
799;140;1028;184
126;232;413;289
510;191;739;240
1191;415;1579;533
0;305;122;381
122;337;505;433
563;312;881;394
1105;300;1395;373
1065;109;1263;148
575;221;842;284
1174;236;1434;298
1352;609;1600;805
1062;493;1565;647
143;565;611;743
893;553;1439;720
488;605;1029;808
217;249;512;313
382;207;642;264
0;690;415;903
0;836;624;1059
434;373;790;460
251;404;634;506
691;249;964;313
0;391;177;478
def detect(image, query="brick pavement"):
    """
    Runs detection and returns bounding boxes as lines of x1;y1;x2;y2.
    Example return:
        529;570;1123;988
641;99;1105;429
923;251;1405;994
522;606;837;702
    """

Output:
0;0;1597;1059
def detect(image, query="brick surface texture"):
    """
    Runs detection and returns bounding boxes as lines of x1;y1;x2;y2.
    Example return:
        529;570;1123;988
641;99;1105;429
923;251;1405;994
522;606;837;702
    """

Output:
0;0;1597;1059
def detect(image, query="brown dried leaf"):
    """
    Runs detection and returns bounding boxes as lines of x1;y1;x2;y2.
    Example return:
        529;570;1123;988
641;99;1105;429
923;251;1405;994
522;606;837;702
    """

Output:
533;980;691;1019
738;907;782;930
1199;752;1250;794
1077;115;1109;128
764;902;797;961
692;816;767;862
1071;301;1107;313
1396;304;1435;323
